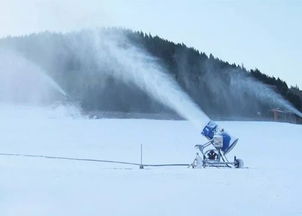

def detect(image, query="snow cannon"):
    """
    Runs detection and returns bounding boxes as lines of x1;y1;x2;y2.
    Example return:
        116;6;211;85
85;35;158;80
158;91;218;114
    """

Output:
192;121;244;168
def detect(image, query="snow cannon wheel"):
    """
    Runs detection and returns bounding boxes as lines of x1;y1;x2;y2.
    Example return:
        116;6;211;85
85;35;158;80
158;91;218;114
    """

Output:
234;157;244;168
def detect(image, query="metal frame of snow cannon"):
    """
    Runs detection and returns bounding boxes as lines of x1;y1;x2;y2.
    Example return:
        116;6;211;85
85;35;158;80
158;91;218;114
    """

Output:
192;121;244;168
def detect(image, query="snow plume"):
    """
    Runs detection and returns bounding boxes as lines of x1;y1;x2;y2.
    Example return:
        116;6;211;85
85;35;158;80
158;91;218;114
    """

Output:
229;71;302;118
84;29;209;126
0;49;67;105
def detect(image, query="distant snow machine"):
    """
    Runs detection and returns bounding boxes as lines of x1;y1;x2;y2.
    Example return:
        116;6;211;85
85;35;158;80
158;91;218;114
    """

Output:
192;121;244;168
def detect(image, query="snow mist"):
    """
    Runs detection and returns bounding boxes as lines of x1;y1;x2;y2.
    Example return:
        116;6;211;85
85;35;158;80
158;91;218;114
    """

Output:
0;49;67;105
229;72;302;118
89;30;209;126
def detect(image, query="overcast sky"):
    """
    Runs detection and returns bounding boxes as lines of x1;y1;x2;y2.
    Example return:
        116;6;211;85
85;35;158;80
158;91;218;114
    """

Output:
1;0;301;88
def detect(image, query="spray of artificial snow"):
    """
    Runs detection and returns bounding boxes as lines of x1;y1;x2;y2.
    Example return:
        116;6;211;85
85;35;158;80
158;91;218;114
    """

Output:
0;49;67;105
0;49;82;119
229;72;302;118
90;30;209;127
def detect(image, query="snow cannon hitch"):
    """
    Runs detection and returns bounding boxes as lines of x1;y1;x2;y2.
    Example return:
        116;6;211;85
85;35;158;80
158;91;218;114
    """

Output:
192;121;244;168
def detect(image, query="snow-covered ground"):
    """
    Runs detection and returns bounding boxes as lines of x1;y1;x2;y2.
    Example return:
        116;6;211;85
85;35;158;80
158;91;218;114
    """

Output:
0;105;301;216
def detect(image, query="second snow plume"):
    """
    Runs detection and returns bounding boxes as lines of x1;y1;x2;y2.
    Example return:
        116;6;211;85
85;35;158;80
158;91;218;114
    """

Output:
0;49;67;105
90;30;209;126
229;72;302;118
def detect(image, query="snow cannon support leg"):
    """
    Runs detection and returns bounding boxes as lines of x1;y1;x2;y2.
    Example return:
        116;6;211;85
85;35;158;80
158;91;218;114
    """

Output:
234;156;244;168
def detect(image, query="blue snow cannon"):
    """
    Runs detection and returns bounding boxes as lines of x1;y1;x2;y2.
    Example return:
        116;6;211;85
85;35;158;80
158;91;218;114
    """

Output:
195;121;243;168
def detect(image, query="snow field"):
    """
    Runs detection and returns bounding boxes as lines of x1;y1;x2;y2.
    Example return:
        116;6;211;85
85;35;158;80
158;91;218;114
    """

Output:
0;105;301;216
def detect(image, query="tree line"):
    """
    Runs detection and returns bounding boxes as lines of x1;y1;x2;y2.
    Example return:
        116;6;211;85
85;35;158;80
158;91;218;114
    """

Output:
0;28;301;119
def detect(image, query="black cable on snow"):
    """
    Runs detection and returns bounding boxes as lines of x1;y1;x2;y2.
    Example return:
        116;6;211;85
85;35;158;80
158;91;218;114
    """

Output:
0;152;190;167
0;153;140;166
144;164;190;167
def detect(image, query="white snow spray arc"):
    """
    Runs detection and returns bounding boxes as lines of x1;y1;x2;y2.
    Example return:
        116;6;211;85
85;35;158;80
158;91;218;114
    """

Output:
229;72;302;118
0;49;67;105
90;30;209;127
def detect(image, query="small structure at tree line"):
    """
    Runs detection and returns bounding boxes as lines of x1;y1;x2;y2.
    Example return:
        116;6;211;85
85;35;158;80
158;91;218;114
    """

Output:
270;108;302;124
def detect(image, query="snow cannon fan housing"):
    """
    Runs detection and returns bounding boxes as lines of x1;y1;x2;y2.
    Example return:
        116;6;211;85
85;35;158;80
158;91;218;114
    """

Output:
193;121;243;168
201;121;238;154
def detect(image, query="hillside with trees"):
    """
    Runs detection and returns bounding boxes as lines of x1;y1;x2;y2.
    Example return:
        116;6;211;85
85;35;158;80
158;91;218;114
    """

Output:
0;28;301;120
